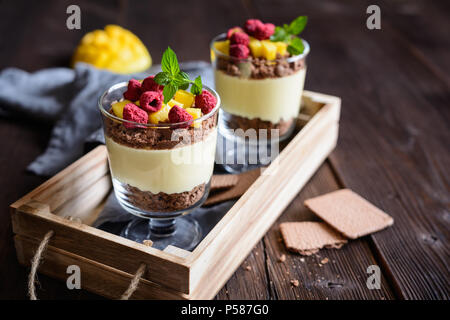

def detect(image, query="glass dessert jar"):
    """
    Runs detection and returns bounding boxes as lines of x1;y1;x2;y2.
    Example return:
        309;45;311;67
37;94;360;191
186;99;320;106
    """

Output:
99;82;220;250
211;33;309;172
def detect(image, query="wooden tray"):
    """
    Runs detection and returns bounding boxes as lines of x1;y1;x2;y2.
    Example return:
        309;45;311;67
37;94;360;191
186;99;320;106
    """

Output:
10;90;341;300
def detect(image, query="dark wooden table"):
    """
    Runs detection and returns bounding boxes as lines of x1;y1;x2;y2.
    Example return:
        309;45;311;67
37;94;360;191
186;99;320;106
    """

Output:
0;0;448;300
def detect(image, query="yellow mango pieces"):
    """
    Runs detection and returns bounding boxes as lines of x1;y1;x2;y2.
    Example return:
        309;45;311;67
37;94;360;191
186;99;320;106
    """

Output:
249;38;263;58
72;25;152;74
185;108;202;128
111;100;132;118
149;104;171;124
214;40;230;56
261;40;277;60
274;41;288;56
174;90;195;108
168;99;184;109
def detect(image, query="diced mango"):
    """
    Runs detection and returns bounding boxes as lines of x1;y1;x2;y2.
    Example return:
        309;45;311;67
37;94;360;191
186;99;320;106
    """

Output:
274;41;288;56
149;104;171;124
168;99;183;108
261;40;277;60
185;108;202;128
135;100;140;107
174;90;195;108
214;40;230;56
249;38;263;58
111;99;132;118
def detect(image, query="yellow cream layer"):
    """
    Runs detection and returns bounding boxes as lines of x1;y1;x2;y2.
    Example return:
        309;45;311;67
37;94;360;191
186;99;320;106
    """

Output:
105;129;217;194
214;68;306;123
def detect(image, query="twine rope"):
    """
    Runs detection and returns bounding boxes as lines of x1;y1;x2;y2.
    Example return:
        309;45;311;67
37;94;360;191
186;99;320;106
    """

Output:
28;230;147;300
28;230;54;300
119;263;147;300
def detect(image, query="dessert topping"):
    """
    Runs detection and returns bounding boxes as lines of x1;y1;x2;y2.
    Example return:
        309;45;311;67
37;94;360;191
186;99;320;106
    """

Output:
230;32;249;46
168;105;193;128
185;108;202;128
154;47;203;103
142;75;164;93
226;26;244;39
139;91;163;113
149;104;171;124
174;89;195;108
244;19;264;35
123;103;148;128
269;16;307;55
123;79;142;101
195;90;217;115
229;44;250;59
111;99;131;118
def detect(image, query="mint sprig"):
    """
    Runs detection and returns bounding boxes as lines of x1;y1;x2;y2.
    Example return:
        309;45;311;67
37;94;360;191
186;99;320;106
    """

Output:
154;47;203;103
270;16;307;56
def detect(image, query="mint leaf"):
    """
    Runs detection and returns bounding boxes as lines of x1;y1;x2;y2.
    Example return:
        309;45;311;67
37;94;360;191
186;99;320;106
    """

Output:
270;26;288;42
154;72;172;85
287;37;305;55
288;16;307;35
163;83;177;103
190;76;202;95
161;47;180;76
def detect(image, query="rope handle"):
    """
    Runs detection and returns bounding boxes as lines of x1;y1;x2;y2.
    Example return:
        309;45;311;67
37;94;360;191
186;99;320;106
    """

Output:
28;230;146;300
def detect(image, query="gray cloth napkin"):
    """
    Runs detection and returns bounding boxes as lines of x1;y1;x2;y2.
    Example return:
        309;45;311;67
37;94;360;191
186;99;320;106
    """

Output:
0;61;213;176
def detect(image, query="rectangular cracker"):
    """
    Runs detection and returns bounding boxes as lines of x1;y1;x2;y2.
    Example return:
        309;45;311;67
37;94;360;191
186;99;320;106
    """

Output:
280;222;347;256
304;189;394;239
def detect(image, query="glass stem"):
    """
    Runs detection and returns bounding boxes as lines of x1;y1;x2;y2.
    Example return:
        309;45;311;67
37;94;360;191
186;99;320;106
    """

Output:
149;218;176;237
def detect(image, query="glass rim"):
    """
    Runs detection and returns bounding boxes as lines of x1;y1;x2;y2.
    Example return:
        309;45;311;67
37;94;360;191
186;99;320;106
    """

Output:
210;33;310;63
98;81;221;128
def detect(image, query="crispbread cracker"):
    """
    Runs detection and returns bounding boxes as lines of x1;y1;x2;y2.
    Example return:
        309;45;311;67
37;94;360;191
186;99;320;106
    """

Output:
304;189;394;239
210;174;239;191
280;222;347;256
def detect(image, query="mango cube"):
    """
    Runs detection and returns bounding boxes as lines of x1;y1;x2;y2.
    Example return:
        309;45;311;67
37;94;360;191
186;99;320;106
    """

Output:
274;41;288;56
185;108;202;128
261;41;277;60
168;99;183;108
149;104;171;124
214;40;230;56
174;90;195;108
249;38;263;58
111;99;132;118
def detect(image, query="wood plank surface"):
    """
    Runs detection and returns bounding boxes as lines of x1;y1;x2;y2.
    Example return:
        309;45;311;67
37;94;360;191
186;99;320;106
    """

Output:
0;0;448;300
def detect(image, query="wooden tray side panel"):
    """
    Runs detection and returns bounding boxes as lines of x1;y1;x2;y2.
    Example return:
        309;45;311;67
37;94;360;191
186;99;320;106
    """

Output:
11;207;191;294
14;235;188;300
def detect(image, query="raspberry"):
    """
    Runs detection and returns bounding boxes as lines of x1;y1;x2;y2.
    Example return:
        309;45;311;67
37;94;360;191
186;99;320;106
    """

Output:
230;32;249;46
142;75;164;93
123;103;148;128
253;23;275;40
123;79;142;101
245;19;275;40
244;19;264;35
229;44;250;59
139;91;163;113
195;90;217;114
168;105;193;128
226;26;244;39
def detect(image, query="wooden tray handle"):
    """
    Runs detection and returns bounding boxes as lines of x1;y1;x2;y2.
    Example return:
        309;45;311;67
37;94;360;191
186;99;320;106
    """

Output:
27;229;146;300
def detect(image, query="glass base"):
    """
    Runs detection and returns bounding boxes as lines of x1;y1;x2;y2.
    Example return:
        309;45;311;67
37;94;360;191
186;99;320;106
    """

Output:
120;215;202;251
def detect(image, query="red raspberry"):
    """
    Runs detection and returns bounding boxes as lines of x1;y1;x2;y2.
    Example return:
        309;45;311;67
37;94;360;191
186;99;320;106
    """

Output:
139;91;163;113
230;32;249;46
123;79;142;101
253;23;275;40
168;106;193;128
123;103;148;129
142;76;164;93
229;44;250;59
195;90;217;114
244;19;264;35
226;26;244;39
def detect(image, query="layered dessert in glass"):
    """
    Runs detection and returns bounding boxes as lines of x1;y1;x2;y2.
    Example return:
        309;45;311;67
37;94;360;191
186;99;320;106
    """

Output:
99;48;220;249
211;18;309;171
